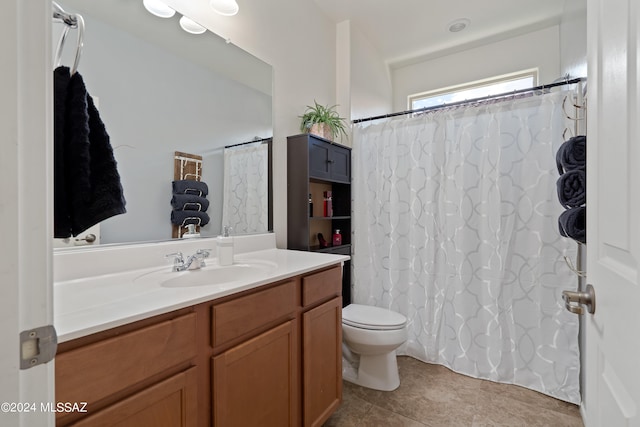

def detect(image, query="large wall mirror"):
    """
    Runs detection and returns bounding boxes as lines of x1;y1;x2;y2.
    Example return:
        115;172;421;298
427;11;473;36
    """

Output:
53;0;273;247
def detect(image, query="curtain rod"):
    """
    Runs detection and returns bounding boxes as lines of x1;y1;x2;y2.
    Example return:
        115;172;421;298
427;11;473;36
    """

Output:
352;77;587;124
225;137;272;149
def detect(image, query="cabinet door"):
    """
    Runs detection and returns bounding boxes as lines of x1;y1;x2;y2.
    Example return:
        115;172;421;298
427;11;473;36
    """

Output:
309;138;331;180
73;368;198;427
328;144;350;183
213;320;298;427
303;297;342;427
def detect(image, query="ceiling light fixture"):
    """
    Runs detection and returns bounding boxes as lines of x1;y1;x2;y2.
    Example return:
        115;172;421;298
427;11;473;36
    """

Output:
209;0;239;16
142;0;175;18
448;18;470;33
179;16;207;34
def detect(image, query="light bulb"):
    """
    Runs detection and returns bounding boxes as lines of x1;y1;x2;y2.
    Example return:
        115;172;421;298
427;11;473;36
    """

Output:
179;16;207;34
209;0;239;16
143;0;175;18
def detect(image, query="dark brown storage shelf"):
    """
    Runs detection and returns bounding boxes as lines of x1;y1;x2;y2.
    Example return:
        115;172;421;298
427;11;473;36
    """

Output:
310;216;351;220
311;244;352;253
287;133;352;306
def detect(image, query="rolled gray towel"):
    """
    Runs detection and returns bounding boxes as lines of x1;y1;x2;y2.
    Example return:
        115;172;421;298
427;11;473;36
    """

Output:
172;180;209;197
557;169;586;208
556;135;586;175
170;210;210;226
171;194;209;211
558;206;586;244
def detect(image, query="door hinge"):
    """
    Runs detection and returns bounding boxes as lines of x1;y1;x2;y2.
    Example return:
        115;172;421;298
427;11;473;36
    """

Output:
20;325;58;370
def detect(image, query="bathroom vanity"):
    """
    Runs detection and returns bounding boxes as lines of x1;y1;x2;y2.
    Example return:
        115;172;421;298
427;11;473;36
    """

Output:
53;235;347;426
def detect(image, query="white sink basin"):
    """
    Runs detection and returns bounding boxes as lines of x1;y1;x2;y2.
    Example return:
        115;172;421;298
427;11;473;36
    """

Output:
134;260;278;288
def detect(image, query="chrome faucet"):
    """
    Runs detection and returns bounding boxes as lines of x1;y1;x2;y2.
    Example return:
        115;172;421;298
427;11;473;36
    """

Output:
165;249;211;272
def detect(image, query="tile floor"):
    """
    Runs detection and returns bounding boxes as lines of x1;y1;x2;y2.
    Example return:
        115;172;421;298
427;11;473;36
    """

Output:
324;356;583;427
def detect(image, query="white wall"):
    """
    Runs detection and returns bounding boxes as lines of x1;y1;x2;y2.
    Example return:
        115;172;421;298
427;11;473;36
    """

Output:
560;0;587;78
350;25;393;121
391;26;561;111
165;0;337;248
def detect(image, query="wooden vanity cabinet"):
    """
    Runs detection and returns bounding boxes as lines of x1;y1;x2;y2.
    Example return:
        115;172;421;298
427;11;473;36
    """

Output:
55;309;198;426
211;280;299;426
301;266;343;427
55;264;344;427
213;320;298;426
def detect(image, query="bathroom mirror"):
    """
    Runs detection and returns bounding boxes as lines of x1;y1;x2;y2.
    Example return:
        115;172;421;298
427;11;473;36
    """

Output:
53;0;273;247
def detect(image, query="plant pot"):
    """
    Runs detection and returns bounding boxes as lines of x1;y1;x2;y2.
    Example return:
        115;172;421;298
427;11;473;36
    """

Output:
309;123;332;141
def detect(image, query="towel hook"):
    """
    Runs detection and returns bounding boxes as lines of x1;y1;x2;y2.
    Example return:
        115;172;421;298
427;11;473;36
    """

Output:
564;255;587;278
562;127;575;140
562;95;586;121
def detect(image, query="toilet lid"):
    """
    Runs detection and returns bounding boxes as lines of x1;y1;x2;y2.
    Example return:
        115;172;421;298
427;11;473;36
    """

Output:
342;304;407;330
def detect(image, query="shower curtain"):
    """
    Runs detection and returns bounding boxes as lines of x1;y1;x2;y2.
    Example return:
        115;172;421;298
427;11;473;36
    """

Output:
352;90;580;404
222;142;268;234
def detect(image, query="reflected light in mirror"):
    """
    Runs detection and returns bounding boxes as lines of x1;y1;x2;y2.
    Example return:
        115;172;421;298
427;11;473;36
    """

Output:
210;0;239;16
179;16;207;34
142;0;175;18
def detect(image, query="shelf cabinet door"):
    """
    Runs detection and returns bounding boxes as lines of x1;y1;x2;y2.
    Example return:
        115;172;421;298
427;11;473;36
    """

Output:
213;320;299;427
73;368;198;427
303;297;342;427
308;137;351;183
309;138;332;180
328;144;350;183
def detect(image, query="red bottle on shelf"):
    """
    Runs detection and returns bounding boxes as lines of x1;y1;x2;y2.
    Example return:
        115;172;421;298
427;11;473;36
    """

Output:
332;229;342;246
323;191;333;217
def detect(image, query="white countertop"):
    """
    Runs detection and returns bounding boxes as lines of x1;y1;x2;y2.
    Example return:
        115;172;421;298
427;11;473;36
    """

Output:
54;245;349;343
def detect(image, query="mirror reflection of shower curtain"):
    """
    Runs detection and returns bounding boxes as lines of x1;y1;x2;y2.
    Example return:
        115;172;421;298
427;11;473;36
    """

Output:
352;90;580;404
222;142;268;234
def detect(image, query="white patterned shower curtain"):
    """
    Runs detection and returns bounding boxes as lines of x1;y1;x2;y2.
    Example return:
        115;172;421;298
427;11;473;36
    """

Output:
352;90;581;404
222;142;268;234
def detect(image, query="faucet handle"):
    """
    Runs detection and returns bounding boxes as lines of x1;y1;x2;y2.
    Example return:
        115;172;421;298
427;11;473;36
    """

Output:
196;249;212;258
165;252;184;269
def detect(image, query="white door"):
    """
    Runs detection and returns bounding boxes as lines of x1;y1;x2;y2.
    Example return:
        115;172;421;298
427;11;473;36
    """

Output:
584;0;640;425
0;1;55;426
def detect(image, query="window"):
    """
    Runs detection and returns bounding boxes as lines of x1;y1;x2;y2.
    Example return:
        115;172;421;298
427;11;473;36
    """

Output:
408;69;538;110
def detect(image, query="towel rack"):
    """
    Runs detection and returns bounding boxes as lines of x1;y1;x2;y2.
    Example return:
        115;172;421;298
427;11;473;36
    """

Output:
173;151;204;238
52;1;84;75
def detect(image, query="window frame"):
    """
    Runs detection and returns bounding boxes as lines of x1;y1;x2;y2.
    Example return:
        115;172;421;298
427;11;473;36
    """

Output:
407;69;539;110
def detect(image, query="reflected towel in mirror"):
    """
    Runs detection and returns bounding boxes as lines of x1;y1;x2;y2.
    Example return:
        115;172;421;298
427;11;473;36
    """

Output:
172;180;208;197
171;210;210;226
171;194;209;211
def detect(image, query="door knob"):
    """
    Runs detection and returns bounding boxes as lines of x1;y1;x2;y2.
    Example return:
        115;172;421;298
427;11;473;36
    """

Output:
74;233;96;244
562;284;595;315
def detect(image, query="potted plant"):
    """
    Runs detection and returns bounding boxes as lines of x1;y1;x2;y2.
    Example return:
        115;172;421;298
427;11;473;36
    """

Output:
299;101;347;141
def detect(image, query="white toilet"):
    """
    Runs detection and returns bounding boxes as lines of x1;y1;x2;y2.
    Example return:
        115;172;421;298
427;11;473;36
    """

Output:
341;304;408;391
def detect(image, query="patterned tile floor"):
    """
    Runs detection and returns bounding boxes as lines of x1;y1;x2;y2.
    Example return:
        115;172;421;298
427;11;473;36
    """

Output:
324;356;583;427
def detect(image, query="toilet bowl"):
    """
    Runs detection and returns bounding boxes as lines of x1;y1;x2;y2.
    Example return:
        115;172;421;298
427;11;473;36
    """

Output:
341;304;407;391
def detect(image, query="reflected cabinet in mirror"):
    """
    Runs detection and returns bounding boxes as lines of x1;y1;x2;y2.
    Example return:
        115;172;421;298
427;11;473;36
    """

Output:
53;0;273;247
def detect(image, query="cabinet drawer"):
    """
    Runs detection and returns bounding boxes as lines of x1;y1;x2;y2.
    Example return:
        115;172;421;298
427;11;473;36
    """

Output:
212;281;297;347
56;313;197;408
73;367;198;427
302;266;342;307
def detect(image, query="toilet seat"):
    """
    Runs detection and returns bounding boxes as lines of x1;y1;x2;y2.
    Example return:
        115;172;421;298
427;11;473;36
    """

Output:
342;304;406;331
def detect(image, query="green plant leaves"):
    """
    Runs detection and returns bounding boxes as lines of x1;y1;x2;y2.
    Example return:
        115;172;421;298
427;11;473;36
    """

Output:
299;100;347;140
